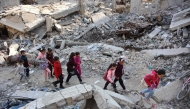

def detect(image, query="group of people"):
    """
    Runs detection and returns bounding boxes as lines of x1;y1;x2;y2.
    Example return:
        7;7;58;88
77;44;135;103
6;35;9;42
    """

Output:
15;47;84;89
15;47;166;104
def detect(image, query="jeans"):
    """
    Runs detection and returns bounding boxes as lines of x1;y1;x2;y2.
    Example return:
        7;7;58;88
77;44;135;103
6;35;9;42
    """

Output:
53;74;63;87
104;81;116;89
20;73;28;82
142;88;154;99
66;69;82;82
114;77;126;90
25;68;29;77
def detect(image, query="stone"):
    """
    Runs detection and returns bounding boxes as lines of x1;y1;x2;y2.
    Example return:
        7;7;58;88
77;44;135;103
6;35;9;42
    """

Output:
148;27;161;38
60;40;66;49
9;43;19;56
11;90;52;99
55;23;62;32
170;8;190;31
93;85;122;109
182;27;188;37
107;38;114;43
142;48;190;57
105;90;134;107
154;79;183;101
91;12;110;26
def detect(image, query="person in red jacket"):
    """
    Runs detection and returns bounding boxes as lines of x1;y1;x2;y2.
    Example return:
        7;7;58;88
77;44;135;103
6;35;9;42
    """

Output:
140;69;165;104
52;56;64;89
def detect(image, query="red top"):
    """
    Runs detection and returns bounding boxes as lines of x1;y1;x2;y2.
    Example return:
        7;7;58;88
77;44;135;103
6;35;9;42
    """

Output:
144;70;160;88
54;61;62;79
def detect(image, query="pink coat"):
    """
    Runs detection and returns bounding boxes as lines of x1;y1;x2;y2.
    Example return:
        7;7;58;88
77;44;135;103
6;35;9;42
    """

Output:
144;70;160;88
106;69;115;83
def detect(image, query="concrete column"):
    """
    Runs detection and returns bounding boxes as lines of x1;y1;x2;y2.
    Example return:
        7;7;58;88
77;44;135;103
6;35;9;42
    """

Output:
79;0;85;15
112;0;116;10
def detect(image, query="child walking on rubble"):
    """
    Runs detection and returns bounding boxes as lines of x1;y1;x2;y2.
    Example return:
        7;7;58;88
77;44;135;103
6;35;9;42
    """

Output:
20;48;30;77
52;56;64;89
75;52;82;77
140;69;166;104
36;48;51;82
66;52;85;85
15;59;29;83
103;63;118;93
46;48;54;78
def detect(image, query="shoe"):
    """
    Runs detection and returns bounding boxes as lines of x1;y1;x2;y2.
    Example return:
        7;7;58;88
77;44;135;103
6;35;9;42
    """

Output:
140;92;145;97
145;98;151;104
66;82;70;85
53;82;57;87
80;81;85;84
60;86;65;89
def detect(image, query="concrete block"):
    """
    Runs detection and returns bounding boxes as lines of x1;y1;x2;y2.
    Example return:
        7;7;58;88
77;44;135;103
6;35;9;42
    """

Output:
60;40;66;49
148;27;161;38
183;27;188;37
11;90;52;100
46;16;53;32
55;23;62;32
29;44;45;53
91;12;110;26
154;79;183;101
41;91;66;108
9;43;19;56
18;100;37;109
75;84;89;99
105;90;134;107
93;85;122;109
142;48;190;57
84;84;93;99
170;8;190;31
126;93;141;104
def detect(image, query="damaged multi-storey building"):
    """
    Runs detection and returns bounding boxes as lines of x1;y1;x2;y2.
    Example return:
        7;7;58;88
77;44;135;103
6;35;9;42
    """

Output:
0;0;190;109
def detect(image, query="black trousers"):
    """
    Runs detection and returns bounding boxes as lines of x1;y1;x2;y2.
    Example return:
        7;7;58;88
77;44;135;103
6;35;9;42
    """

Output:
25;68;29;77
114;77;126;90
53;74;63;87
48;64;53;76
104;81;116;89
66;69;82;82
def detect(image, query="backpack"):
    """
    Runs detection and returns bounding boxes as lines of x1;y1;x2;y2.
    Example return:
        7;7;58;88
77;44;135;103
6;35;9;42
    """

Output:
103;71;108;81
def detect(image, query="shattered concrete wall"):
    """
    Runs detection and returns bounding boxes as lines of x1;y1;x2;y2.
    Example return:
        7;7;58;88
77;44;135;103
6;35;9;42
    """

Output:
130;0;184;14
0;0;20;10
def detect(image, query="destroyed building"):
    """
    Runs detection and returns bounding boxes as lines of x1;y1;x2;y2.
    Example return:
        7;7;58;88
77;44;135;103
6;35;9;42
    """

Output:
0;0;190;109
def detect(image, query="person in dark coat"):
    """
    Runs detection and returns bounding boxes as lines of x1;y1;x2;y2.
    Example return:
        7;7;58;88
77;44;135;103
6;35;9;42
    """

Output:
46;48;54;78
114;56;128;92
20;49;30;77
66;52;85;85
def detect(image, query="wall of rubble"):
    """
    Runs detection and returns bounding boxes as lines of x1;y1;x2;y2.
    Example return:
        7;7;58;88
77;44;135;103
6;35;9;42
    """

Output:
0;0;20;10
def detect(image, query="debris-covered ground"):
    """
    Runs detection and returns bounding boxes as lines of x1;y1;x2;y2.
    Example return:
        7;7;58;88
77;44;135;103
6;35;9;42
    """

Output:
0;0;190;109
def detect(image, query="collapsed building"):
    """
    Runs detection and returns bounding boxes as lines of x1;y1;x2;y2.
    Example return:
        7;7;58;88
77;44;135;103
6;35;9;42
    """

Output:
0;0;190;109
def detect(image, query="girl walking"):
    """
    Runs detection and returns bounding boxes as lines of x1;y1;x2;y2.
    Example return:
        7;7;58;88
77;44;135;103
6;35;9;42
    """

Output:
66;52;85;85
36;48;51;81
103;63;118;93
75;52;82;77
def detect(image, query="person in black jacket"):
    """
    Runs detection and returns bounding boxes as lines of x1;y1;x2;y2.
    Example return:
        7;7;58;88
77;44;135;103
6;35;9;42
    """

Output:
20;49;30;77
66;52;85;85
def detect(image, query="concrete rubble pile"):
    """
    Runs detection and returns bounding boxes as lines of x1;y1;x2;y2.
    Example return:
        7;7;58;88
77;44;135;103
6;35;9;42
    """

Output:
0;0;190;109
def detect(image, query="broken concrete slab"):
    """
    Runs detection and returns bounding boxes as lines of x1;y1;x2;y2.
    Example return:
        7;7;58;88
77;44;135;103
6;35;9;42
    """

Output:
105;90;134;107
46;16;54;32
91;12;110;26
148;27;161;38
11;90;52;100
170;8;190;31
9;43;19;56
93;85;122;109
142;48;190;57
87;43;124;52
28;44;45;53
0;0;20;11
154;79;183;102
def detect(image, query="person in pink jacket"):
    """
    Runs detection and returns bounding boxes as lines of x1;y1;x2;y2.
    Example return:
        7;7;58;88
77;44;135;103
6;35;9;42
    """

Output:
36;48;51;81
103;63;118;93
75;52;82;77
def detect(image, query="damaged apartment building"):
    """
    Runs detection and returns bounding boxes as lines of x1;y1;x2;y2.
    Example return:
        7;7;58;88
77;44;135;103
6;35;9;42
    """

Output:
0;0;190;109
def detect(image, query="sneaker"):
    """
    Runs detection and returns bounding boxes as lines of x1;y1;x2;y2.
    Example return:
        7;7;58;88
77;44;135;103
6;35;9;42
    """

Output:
140;92;145;97
53;82;57;87
145;98;151;104
66;82;70;85
60;86;65;89
80;81;85;84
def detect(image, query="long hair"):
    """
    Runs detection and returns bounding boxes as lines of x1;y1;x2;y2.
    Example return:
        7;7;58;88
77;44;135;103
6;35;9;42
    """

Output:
69;52;76;59
107;63;117;71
